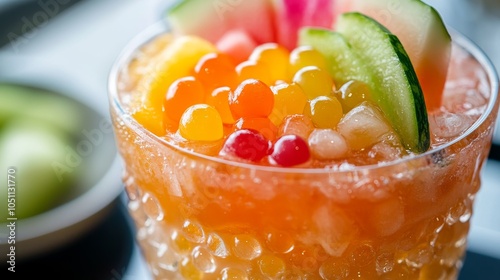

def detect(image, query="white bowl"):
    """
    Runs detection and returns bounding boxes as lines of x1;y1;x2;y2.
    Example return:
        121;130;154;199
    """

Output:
0;54;123;261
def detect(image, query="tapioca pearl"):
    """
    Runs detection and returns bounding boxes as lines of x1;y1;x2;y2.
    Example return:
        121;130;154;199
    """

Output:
179;104;224;141
191;246;216;273
229;79;274;120
232;235;262;260
293;66;334;100
236;60;273;85
194;52;238;92
308;129;348;160
337;80;373;113
182;220;206;243
206;233;229;258
141;192;164;221
180;257;204;280
206;87;236;125
289;46;328;78
270;82;308;126
337;101;394;151
270;135;311;167
278;114;315;141
249;43;290;83
220;267;249;280
319;259;350;280
257;255;286;278
234;117;278;141
304;96;343;129
220;129;272;162
265;230;295;254
164;76;206;123
171;230;193;255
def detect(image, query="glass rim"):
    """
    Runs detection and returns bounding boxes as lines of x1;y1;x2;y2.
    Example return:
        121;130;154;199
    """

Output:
108;21;500;174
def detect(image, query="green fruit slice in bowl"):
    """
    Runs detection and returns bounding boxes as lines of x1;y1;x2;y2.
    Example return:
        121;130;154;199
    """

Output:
298;27;372;87
336;12;430;153
334;0;452;112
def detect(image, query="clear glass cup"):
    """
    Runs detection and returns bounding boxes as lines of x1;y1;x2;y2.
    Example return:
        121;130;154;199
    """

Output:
108;22;500;279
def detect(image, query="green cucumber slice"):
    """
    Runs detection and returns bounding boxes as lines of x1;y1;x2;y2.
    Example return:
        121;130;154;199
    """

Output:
298;28;372;86
336;12;429;153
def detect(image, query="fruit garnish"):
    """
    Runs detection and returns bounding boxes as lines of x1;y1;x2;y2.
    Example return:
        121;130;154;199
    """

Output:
132;36;216;135
334;0;452;111
336;12;430;153
165;0;275;44
273;0;335;50
298;28;373;87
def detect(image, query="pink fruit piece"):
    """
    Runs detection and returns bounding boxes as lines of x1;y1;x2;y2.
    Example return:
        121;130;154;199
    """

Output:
274;0;335;50
166;0;275;44
270;134;310;167
216;29;258;64
220;129;272;162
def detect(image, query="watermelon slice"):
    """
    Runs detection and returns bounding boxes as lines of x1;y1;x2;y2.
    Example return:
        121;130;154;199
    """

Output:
216;29;258;64
166;0;275;44
273;0;335;50
334;0;451;111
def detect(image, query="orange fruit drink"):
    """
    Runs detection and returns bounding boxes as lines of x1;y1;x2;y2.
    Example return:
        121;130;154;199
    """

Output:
108;5;500;280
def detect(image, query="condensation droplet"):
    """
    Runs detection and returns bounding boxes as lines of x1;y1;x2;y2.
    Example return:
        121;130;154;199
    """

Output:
404;244;433;268
319;259;350;280
192;246;216;273
207;233;229;258
142;192;164;221
171;230;193;254
350;242;376;267
157;243;179;272
258;255;285;278
180;257;204;280
376;252;395;275
220;267;249;280
266;230;295;254
232;235;262;260
182;220;206;243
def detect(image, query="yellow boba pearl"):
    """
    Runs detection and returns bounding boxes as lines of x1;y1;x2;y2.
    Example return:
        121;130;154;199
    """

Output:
179;104;223;141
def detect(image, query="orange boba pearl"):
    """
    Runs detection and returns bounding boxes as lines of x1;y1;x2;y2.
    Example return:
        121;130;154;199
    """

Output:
236;60;273;85
229;79;274;120
249;43;290;83
194;52;238;91
163;76;205;123
206;86;236;125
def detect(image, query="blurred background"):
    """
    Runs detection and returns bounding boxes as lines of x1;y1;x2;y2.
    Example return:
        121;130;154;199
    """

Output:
0;0;499;279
